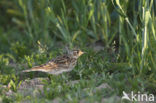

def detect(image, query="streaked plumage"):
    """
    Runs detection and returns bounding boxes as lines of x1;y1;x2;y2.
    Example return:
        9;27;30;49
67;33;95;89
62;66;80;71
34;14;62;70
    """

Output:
22;50;84;75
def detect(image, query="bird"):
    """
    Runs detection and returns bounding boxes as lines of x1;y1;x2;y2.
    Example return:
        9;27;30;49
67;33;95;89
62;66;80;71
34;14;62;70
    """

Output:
22;49;85;75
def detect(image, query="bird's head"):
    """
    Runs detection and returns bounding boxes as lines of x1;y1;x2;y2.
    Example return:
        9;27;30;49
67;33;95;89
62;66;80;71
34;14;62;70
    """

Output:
69;49;85;59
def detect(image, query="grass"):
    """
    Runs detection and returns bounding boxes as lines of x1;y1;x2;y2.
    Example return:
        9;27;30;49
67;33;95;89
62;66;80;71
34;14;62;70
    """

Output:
0;0;156;102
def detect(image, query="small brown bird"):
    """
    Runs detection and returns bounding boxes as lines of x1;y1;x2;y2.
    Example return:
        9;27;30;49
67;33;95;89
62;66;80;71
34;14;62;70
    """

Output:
22;50;84;75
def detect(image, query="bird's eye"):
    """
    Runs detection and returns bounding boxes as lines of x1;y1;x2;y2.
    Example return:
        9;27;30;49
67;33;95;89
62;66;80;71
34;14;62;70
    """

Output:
73;50;78;55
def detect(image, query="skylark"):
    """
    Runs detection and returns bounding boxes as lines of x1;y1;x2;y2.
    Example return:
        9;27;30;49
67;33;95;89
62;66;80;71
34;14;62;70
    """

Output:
22;50;84;75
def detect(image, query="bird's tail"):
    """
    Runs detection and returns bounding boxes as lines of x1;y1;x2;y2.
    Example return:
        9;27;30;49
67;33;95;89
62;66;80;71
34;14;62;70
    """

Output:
22;69;37;72
22;66;48;73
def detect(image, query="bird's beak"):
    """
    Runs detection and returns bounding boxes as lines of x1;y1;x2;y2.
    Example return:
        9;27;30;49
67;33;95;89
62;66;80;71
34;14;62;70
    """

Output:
79;51;85;56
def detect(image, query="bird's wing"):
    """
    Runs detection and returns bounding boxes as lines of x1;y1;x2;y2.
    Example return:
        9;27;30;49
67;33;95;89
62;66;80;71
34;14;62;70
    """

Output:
53;55;69;63
50;55;71;66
